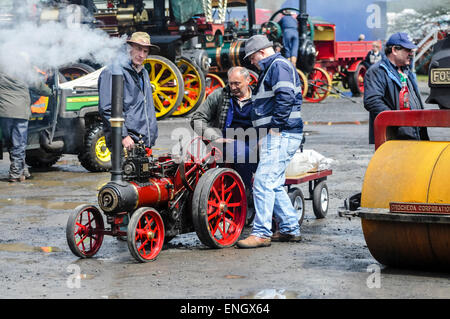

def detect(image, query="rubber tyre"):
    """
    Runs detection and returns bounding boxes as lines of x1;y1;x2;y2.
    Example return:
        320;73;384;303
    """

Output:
312;181;329;219
59;63;96;81
192;168;247;248
26;148;61;168
78;123;111;172
288;187;306;226
127;207;165;263
66;204;104;258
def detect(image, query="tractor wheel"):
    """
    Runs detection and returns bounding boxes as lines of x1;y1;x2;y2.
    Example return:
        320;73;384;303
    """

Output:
143;55;184;120
127;207;165;263
297;68;309;98
348;63;367;97
305;67;332;103
172;57;206;116
178;136;222;191
288;187;306;226
205;73;225;99
312;181;329;219
78;123;111;172
66;204;105;258
192;167;247;248
59;63;96;81
25;148;61;168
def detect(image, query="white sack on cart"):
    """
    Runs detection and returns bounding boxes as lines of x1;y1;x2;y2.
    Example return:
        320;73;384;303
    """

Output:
285;149;334;177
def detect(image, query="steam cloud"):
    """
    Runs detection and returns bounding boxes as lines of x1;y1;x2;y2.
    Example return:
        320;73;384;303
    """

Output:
0;0;127;85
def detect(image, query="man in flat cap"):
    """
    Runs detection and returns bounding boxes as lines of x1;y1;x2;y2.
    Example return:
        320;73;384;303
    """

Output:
364;32;428;144
98;31;159;151
236;34;304;248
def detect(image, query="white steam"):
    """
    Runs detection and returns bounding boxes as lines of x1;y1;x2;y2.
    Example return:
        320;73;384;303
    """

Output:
0;1;127;85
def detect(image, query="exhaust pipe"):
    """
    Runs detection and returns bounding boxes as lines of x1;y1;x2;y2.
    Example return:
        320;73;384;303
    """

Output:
109;73;125;182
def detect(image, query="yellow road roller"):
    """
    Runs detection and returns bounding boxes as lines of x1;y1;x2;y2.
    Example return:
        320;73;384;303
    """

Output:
357;109;450;270
341;36;450;270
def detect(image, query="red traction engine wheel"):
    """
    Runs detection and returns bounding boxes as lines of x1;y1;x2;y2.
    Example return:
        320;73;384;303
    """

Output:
127;207;165;263
192;168;247;248
66;204;105;258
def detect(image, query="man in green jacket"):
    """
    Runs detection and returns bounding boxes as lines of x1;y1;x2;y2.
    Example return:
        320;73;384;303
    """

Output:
0;71;52;182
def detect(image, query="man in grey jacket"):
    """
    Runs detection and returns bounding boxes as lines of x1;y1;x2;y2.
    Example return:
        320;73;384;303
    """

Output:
0;71;52;182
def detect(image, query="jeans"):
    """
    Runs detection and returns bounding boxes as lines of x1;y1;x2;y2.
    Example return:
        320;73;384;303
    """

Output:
251;131;303;238
0;118;29;179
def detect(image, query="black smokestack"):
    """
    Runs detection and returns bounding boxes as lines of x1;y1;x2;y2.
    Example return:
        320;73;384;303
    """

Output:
110;73;124;182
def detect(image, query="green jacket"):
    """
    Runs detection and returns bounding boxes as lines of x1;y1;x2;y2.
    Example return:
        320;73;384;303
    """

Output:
0;72;52;120
190;86;232;141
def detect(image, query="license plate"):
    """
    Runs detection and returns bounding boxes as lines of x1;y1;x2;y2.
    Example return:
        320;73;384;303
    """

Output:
430;68;450;85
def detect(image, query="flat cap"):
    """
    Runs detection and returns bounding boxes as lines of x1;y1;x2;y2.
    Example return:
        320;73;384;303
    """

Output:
244;34;273;60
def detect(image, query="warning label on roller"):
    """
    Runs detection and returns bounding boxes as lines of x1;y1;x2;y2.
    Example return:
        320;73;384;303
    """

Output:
390;202;450;215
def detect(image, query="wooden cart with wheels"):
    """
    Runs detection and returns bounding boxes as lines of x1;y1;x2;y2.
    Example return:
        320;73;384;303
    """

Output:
285;169;332;224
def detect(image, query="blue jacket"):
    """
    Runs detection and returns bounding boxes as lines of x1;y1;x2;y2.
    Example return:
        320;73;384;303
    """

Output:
251;53;303;133
98;62;158;148
363;53;428;144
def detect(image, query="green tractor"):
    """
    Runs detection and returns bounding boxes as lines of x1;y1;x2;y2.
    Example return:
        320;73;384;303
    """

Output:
0;66;111;172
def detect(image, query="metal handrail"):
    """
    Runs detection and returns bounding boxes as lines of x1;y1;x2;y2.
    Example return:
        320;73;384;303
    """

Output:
414;29;439;62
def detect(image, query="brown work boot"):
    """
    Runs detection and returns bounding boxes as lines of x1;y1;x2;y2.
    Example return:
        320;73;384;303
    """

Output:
236;235;271;249
8;175;25;183
271;231;302;242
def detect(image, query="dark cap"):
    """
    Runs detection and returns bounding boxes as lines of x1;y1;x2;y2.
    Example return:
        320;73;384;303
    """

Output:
386;32;417;50
244;35;273;60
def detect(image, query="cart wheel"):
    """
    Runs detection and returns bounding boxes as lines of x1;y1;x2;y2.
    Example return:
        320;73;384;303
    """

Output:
205;73;225;98
66;204;104;258
143;55;184;120
305;67;332;103
296;68;309;98
127;207;165;263
288;187;306;226
192;168;247;248
348;63;367;97
179;136;222;191
312;181;329;218
173;57;206;116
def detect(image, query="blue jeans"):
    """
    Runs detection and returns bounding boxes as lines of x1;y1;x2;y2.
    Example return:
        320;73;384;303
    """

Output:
283;29;299;58
251;131;303;238
0;118;29;179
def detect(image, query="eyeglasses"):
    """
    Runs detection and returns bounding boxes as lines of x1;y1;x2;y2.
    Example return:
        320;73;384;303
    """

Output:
394;46;412;53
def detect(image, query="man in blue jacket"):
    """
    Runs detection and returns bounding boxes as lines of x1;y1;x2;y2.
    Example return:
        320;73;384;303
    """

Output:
237;35;303;248
98;32;159;151
364;32;428;144
279;9;299;66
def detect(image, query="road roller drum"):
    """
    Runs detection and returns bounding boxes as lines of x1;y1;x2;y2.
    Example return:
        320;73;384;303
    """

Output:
359;140;450;270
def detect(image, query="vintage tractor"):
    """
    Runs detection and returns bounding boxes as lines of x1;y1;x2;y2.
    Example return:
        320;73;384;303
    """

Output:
262;1;377;102
65;74;247;262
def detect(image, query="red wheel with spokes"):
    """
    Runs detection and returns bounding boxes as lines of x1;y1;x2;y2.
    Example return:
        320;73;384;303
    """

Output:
66;204;104;258
179;136;222;191
348;63;367;97
305;67;332;103
192;168;247;248
127;207;165;263
205;73;225;98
